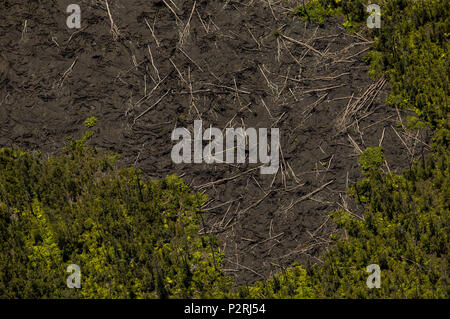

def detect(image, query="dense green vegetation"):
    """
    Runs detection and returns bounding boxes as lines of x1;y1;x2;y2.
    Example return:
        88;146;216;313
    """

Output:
292;0;342;26
0;0;448;298
0;130;233;298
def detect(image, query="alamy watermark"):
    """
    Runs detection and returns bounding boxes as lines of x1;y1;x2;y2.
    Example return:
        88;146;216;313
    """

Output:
367;4;381;29
66;264;81;289
366;264;381;288
171;120;280;175
66;4;81;29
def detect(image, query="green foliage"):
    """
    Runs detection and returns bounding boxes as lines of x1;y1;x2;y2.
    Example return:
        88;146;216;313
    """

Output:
375;0;448;145
318;0;370;23
362;50;384;78
0;136;232;298
321;0;449;146
84;116;98;128
359;147;385;174
406;116;429;130
311;150;449;298
232;265;314;299
292;0;342;26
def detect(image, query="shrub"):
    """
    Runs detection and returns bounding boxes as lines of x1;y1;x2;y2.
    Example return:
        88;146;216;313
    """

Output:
0;134;233;298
